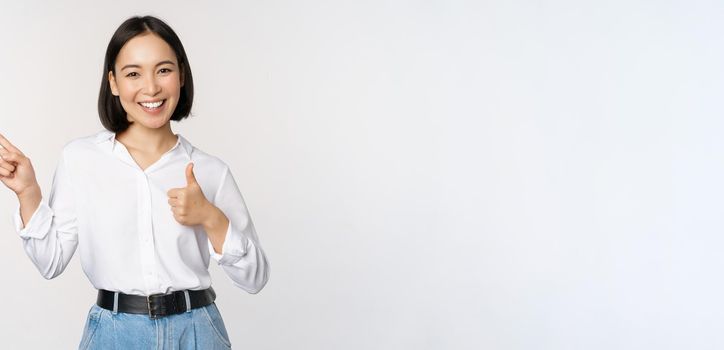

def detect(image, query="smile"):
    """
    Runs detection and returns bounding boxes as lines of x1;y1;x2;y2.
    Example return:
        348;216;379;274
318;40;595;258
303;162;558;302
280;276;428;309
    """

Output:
138;99;166;109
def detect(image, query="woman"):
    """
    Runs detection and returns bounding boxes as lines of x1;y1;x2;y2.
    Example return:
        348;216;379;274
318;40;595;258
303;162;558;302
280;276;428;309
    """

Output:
0;15;269;349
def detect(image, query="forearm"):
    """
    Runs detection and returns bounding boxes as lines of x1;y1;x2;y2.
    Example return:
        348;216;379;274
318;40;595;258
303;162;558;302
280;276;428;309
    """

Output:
13;182;79;280
17;184;41;229
207;213;269;293
203;205;229;254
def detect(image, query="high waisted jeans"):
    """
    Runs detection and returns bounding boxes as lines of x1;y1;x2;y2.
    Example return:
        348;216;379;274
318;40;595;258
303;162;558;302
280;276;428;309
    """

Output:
78;302;232;349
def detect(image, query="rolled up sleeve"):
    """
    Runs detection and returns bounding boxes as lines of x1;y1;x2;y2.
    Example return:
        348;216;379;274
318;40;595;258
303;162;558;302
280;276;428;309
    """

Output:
207;165;269;294
12;150;79;279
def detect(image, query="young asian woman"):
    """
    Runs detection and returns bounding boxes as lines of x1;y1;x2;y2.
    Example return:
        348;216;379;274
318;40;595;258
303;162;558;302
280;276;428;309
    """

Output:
0;15;269;349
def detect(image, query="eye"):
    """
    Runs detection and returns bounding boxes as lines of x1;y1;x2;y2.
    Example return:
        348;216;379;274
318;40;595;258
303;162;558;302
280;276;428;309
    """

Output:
159;68;172;74
126;72;139;78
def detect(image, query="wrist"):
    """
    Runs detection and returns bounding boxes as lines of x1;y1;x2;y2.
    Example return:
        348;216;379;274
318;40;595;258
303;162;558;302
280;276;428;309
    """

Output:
203;204;230;254
17;184;41;201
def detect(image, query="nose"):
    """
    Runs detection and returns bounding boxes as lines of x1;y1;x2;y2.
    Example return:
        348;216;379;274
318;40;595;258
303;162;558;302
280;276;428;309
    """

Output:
142;75;161;96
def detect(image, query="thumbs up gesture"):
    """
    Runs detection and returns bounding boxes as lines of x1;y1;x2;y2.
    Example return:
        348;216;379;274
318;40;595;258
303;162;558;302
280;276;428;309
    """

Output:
167;162;213;226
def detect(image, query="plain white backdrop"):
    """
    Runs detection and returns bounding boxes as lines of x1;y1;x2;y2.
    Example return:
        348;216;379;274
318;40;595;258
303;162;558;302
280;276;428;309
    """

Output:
1;0;722;349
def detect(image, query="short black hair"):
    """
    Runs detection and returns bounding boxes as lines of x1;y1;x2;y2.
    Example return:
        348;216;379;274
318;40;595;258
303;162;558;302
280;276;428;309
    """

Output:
98;15;194;132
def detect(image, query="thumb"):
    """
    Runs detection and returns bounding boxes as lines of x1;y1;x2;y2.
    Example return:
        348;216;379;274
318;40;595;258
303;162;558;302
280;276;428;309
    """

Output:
185;162;198;186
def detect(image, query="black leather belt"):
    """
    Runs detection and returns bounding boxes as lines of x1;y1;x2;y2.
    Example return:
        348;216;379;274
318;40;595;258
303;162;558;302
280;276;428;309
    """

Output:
96;287;216;319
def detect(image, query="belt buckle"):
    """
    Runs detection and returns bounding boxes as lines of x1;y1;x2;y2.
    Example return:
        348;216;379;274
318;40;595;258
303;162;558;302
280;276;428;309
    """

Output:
147;293;165;319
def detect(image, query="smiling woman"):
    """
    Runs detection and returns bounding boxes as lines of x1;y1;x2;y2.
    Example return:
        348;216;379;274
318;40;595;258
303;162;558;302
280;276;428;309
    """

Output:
1;15;269;350
109;36;182;125
98;16;194;133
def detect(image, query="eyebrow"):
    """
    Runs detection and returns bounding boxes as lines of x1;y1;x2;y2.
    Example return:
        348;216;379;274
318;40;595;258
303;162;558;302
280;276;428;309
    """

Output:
121;60;176;71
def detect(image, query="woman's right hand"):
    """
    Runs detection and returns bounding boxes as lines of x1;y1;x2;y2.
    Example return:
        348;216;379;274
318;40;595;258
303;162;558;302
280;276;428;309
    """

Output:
0;133;40;197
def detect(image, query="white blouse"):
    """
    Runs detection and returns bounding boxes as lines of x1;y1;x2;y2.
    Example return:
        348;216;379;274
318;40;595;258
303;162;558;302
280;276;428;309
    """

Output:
12;129;269;295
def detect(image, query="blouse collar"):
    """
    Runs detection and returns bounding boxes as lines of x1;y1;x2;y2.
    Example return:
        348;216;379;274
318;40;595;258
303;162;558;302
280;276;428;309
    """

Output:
93;129;192;160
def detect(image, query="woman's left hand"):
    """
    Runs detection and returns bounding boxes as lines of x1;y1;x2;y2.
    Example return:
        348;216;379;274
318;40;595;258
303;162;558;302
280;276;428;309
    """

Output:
167;162;214;226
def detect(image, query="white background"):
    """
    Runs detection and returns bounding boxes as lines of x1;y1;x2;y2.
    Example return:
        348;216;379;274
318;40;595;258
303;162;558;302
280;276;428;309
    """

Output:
1;0;721;349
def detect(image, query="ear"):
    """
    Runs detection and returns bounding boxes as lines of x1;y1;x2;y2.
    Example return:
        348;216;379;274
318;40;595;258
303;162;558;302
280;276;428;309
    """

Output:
108;71;119;96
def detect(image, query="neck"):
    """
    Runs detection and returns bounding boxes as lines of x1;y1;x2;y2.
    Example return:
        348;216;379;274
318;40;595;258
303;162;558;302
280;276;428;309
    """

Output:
116;122;177;153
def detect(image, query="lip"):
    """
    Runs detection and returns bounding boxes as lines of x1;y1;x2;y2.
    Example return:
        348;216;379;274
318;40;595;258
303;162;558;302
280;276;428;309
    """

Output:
137;99;166;115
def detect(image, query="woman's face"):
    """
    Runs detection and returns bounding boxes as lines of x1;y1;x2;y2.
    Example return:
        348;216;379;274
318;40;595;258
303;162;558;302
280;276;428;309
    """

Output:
108;32;184;130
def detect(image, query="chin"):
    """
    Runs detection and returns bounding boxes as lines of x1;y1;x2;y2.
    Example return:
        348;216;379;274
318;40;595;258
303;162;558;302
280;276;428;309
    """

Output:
144;119;172;129
128;116;171;129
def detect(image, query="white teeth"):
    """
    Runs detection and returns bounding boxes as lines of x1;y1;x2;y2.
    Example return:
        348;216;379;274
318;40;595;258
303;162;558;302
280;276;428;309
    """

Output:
140;100;164;108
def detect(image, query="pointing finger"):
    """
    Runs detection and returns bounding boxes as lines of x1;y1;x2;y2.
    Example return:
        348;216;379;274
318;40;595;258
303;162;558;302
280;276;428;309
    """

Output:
0;133;21;155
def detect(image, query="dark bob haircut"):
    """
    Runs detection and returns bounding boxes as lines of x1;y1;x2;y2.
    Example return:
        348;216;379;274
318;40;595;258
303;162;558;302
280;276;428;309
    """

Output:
98;15;194;132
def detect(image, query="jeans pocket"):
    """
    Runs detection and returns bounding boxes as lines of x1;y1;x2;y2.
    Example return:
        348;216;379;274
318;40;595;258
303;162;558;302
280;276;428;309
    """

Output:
78;304;103;350
201;303;232;348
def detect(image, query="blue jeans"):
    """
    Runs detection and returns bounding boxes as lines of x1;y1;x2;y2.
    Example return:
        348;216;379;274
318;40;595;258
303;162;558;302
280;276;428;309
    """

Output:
78;302;232;349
